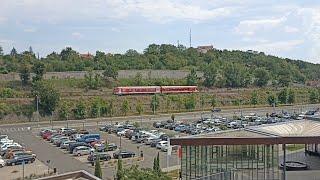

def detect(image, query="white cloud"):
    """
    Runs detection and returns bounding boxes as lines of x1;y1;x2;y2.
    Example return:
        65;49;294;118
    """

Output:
0;39;14;44
71;32;83;39
284;26;299;33
240;40;304;54
235;17;287;35
111;27;120;32
0;17;7;24
0;0;234;24
23;27;37;33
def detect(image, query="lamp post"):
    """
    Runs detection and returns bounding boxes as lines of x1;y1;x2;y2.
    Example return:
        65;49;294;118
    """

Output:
36;95;39;127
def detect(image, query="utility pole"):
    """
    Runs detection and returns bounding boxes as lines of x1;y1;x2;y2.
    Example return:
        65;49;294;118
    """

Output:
36;95;39;127
189;28;192;48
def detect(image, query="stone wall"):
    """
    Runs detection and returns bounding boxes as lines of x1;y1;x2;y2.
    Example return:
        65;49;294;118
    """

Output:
0;70;204;81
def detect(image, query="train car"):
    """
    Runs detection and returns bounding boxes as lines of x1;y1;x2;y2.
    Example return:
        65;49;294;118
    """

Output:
160;86;198;94
113;86;161;95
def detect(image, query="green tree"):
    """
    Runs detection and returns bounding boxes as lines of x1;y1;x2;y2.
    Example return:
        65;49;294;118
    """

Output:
134;72;144;85
31;81;60;115
287;89;296;104
109;100;114;117
0;103;9;119
84;70;101;90
200;94;205;110
103;65;118;80
121;99;130;116
116;159;124;180
184;95;196;110
10;47;17;57
0;88;15;98
73;101;86;119
136;101;143;115
153;152;161;174
309;89;319;104
278;88;288;104
91;98;102;118
32;61;45;82
150;95;159;114
58;101;71;120
254;68;270;87
250;91;258;107
267;93;277;106
94;156;102;178
278;74;292;87
19;63;31;86
186;68;198;85
210;95;217;108
203;62;218;87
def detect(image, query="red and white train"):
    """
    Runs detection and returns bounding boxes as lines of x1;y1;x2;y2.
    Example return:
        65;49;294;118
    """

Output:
113;86;198;95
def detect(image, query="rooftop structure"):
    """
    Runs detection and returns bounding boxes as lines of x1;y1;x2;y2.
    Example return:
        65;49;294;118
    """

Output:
171;119;320;180
196;45;213;53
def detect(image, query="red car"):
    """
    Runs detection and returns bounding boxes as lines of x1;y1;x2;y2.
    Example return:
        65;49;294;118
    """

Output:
42;132;53;140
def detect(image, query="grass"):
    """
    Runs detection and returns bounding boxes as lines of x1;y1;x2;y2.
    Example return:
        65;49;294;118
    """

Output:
286;144;305;151
166;169;180;179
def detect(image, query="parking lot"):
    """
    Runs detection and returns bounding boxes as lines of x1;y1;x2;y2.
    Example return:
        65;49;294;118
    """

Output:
0;105;318;179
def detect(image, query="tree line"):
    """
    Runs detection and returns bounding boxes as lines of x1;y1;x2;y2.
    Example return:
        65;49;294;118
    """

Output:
1;44;320;89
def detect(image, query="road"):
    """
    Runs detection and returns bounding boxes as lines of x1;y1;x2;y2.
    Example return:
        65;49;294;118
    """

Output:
0;103;318;131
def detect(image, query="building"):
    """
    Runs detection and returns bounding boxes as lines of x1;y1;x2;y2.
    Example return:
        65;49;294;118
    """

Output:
38;170;101;180
171;119;320;180
197;45;214;53
247;50;259;54
80;52;94;60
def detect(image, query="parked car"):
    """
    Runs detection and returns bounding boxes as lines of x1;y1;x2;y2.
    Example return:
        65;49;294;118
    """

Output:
161;145;179;152
60;140;76;149
78;129;89;134
73;146;94;156
87;152;111;162
54;137;69;147
6;155;35;166
68;142;92;153
113;150;135;159
212;108;222;112
0;158;5;168
156;141;168;149
150;139;162;147
77;134;100;142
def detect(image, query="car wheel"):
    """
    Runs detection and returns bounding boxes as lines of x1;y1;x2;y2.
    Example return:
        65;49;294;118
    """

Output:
107;157;111;161
0;164;3;168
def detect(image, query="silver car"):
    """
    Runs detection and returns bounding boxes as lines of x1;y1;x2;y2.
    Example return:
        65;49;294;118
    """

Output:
60;140;76;149
73;146;94;156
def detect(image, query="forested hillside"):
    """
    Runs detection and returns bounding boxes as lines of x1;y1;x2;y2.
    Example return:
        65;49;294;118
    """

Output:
0;44;319;88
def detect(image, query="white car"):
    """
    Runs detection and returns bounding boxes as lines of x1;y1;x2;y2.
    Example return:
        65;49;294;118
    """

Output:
1;143;21;150
117;129;128;136
0;138;13;143
156;141;168;149
0;158;5;168
73;146;95;156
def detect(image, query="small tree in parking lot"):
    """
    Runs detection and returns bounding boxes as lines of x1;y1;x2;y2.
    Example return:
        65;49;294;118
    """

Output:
94;156;102;178
171;114;175;123
116;159;124;180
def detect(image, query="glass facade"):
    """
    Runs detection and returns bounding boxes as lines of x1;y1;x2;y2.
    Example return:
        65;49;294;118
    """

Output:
181;144;279;180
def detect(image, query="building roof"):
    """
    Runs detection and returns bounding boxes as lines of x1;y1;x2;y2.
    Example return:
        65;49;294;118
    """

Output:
171;120;320;146
37;170;101;180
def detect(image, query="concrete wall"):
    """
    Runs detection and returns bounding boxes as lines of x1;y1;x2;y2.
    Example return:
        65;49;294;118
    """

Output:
0;70;204;81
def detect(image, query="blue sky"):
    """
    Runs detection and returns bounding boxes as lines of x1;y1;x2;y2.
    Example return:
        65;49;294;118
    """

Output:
0;0;320;64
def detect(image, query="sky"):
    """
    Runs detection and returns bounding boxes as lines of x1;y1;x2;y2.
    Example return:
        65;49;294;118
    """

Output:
0;0;320;64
